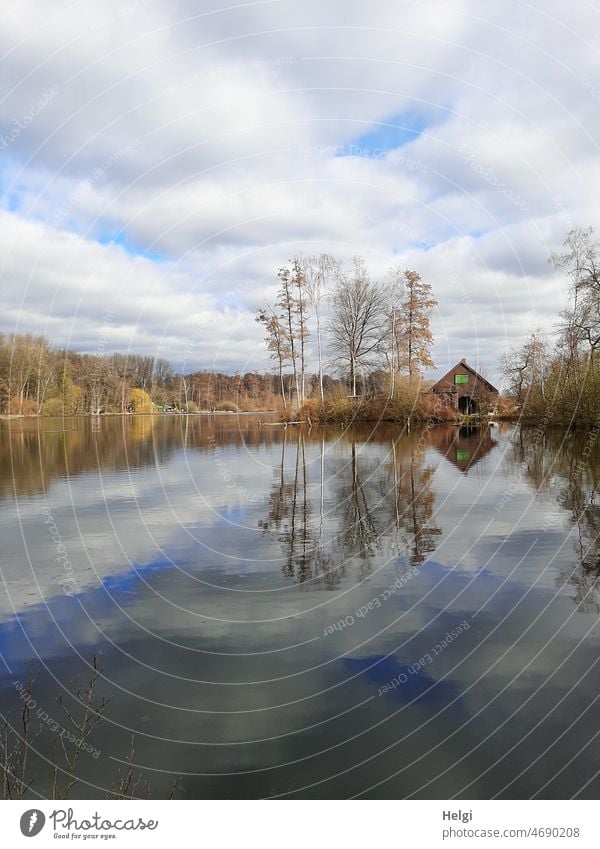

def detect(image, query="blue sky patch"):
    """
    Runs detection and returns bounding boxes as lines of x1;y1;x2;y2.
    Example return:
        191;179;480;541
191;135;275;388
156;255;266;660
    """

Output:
337;114;429;158
97;231;169;262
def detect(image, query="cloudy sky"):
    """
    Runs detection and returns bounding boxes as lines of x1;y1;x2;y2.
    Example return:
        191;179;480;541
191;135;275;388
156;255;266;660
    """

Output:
1;0;599;382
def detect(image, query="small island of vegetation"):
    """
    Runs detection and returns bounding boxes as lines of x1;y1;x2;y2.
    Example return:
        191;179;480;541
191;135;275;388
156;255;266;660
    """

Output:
2;227;600;429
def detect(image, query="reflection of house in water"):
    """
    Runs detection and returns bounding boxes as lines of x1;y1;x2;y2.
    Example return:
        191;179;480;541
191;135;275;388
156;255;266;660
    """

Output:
431;425;498;474
429;358;499;415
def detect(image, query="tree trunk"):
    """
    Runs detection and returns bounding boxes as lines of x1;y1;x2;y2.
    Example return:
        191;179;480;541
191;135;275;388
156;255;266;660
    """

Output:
316;307;324;401
279;360;286;412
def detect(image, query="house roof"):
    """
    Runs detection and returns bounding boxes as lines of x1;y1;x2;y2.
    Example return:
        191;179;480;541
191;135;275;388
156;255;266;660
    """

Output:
430;424;498;474
432;358;499;394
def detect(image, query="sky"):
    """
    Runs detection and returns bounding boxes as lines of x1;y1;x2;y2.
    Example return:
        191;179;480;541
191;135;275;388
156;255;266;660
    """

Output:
1;0;600;384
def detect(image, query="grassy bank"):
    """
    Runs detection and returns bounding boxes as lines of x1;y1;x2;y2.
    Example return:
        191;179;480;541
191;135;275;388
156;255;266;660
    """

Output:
298;390;459;425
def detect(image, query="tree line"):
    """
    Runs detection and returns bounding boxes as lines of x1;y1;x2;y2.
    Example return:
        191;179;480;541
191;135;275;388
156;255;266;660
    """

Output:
1;254;438;418
256;254;437;410
502;227;600;424
0;333;354;416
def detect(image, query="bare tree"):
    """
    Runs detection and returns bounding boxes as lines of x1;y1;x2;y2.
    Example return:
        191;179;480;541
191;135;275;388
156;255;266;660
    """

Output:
551;226;600;294
551;227;600;365
291;258;309;405
383;264;405;398
329;258;387;396
501;329;550;403
8;334;51;414
302;254;337;401
568;294;600;364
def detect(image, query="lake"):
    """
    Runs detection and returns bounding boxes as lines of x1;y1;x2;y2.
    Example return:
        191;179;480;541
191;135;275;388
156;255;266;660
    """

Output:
1;414;600;799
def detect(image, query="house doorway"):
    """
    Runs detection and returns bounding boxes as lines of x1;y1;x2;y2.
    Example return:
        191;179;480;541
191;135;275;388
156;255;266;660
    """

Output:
458;395;476;415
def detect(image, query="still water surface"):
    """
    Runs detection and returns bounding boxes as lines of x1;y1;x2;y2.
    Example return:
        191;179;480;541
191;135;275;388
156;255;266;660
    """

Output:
1;414;600;798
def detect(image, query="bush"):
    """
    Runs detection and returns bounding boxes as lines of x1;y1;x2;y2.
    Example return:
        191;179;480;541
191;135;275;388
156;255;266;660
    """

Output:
63;384;83;415
495;394;518;419
419;392;457;422
386;378;422;421
215;400;240;412
41;397;65;416
8;396;37;416
299;381;460;425
297;394;366;424
298;397;320;420
183;401;199;413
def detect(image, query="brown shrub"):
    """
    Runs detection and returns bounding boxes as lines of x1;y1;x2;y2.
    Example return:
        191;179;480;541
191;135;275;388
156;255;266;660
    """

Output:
215;400;240;412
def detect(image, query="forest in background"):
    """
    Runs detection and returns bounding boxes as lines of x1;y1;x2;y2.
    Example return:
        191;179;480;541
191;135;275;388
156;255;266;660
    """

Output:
0;334;355;416
0;253;440;419
4;227;600;423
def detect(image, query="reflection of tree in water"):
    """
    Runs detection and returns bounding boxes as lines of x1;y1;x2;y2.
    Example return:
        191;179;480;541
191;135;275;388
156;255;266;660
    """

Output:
553;431;600;614
0;414;287;498
259;427;442;588
338;432;442;569
509;426;600;613
259;430;338;588
503;424;557;495
389;440;442;564
336;440;382;583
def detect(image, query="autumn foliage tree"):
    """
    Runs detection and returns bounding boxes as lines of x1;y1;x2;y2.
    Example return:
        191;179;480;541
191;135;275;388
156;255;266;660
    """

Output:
275;259;309;405
128;388;153;413
395;270;437;384
256;307;291;411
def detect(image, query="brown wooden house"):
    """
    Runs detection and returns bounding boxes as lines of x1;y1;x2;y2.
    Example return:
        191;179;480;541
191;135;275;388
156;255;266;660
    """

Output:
429;358;499;414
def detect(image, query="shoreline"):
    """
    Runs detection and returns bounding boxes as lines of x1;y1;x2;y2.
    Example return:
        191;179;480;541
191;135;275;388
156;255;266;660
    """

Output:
2;411;600;430
0;410;278;420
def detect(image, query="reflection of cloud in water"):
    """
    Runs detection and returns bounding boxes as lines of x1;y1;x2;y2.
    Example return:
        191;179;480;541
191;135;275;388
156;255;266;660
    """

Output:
3;417;600;796
342;655;464;714
1;544;600;797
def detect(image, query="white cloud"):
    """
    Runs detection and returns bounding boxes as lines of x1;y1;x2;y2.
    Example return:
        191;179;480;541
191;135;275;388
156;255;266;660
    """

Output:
1;0;600;378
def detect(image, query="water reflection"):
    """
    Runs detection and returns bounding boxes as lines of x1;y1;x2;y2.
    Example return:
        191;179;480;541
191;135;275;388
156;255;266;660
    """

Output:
0;414;284;499
259;430;322;586
504;426;600;614
4;417;600;608
258;427;443;590
2;416;600;798
430;424;498;475
384;437;441;564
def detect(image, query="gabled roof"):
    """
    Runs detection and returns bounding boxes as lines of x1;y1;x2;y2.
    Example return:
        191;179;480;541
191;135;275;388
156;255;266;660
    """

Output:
432;358;499;393
431;425;498;474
